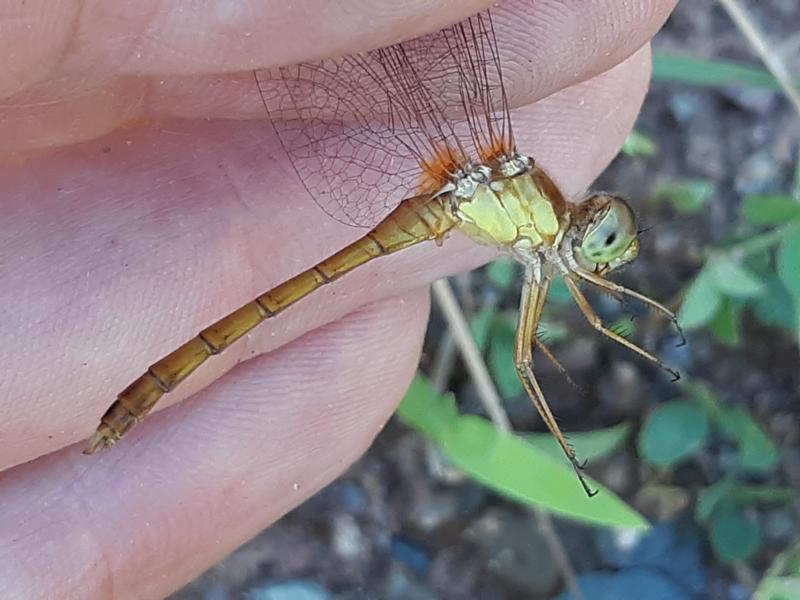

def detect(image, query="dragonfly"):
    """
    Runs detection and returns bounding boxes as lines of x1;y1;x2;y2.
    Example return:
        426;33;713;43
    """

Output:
84;8;683;496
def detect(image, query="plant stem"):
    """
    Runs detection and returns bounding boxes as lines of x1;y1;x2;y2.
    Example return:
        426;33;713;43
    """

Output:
728;223;798;258
431;278;583;600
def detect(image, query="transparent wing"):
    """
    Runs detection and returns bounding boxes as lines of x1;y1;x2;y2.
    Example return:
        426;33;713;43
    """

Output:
255;11;515;227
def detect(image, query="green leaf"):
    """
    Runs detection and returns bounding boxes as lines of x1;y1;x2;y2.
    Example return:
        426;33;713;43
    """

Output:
652;53;799;91
697;478;736;524
653;180;713;214
752;275;799;333
777;228;800;298
524;422;632;464
439;415;648;528
681;382;777;472
622;130;658;158
743;196;800;225
708;297;742;346
398;375;647;527
608;317;637;340
708;255;764;298
755;576;800;600
487;258;519;291
679;380;780;477
681;379;723;419
732;485;796;505
487;316;523;398
709;502;762;562
699;480;794;525
716;406;778;473
756;541;800;600
547;277;572;305
638;400;709;467
396;374;458;439
678;267;722;329
535;317;570;344
469;305;497;353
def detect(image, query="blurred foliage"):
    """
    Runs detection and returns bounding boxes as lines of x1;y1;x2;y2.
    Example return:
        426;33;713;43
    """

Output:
677;190;800;344
652;53;800;91
622;130;659;158
396;374;648;529
651;179;715;214
638;381;790;563
651;53;800;343
637;400;709;466
484;312;524;398
756;541;800;600
397;48;797;586
523;422;631;464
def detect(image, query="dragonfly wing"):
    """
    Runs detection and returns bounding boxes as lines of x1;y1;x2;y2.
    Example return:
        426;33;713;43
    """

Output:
255;11;516;227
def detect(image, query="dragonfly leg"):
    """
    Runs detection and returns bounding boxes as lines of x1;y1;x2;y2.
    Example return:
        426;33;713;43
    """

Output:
533;336;584;395
572;268;686;347
514;272;597;497
563;276;680;382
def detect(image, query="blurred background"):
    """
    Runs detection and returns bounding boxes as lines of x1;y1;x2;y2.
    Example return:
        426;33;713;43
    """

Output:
173;1;800;598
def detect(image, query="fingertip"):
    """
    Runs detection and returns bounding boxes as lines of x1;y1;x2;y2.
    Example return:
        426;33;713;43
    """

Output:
0;291;431;599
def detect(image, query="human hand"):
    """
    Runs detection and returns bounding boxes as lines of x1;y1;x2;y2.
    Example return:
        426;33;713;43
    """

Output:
0;0;676;596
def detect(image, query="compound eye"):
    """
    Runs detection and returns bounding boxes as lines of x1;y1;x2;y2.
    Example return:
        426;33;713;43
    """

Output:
580;197;637;264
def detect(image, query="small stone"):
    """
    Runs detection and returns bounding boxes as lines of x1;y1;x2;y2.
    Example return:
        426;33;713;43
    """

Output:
597;361;644;417
735;149;783;197
296;480;367;518
728;583;752;600
557;337;599;374
598;521;706;595
424;443;466;484
635;484;691;520
201;582;229;600
390;536;431;576
686;129;726;179
464;507;560;596
721;86;777;114
330;514;370;562
429;545;482;598
246;580;331;600
763;507;796;544
668;90;708;124
410;492;458;532
383;564;437;600
658;334;694;372
597;451;638;495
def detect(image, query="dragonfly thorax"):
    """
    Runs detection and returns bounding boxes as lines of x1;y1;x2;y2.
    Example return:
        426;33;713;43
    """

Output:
451;164;570;256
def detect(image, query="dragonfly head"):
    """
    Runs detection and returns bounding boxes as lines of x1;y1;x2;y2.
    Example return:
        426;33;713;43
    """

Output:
572;193;639;275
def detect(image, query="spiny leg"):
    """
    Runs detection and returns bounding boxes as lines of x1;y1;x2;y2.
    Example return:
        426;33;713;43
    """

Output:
563;276;680;382
533;336;583;395
573;268;686;347
514;272;597;497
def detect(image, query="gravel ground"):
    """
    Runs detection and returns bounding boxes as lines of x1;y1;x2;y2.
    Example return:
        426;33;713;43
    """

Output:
173;2;800;598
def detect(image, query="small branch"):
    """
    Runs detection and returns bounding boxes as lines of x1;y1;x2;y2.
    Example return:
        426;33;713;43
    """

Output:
431;278;582;600
728;223;797;258
430;331;458;394
718;0;800;116
431;279;511;431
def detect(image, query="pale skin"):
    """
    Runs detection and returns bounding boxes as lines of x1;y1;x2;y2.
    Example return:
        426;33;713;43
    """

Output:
0;0;677;597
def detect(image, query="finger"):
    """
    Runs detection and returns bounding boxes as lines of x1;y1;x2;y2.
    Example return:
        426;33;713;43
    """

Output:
0;49;651;599
0;291;431;598
0;45;651;468
1;0;674;153
0;0;494;97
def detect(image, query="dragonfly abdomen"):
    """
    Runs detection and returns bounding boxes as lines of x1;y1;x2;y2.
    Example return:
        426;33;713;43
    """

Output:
84;194;458;453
